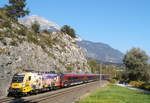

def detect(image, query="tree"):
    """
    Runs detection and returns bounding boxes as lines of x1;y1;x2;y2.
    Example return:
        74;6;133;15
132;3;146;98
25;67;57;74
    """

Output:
61;25;76;38
31;21;40;33
87;59;98;73
123;48;150;82
4;0;29;20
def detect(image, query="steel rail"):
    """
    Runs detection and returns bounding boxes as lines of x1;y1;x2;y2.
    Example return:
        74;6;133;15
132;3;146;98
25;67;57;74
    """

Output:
23;81;99;103
0;97;14;103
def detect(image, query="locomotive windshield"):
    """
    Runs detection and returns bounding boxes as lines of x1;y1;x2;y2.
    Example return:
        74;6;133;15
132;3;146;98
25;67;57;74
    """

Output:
12;75;24;83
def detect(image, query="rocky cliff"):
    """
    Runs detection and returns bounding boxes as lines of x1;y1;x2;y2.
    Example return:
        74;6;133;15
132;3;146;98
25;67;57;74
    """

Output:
0;10;90;97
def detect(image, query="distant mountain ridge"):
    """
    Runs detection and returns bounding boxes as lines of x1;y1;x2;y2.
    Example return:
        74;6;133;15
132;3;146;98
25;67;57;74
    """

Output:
19;15;61;32
19;15;124;63
77;40;124;63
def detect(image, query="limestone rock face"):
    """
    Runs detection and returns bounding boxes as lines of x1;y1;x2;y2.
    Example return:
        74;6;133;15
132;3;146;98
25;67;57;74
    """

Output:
0;33;90;96
0;12;90;97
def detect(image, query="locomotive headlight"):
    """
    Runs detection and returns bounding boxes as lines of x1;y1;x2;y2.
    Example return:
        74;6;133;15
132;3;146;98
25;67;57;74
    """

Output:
22;84;25;87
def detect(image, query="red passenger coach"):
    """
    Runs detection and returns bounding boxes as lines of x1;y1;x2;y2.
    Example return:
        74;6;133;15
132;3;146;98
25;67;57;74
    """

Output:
60;73;100;87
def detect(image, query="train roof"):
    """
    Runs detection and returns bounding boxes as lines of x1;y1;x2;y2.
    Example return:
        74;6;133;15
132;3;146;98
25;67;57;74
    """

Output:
42;73;58;78
62;73;100;76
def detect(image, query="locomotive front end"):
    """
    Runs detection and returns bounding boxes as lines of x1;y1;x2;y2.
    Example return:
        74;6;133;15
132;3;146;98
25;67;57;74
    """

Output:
8;74;25;96
8;72;35;96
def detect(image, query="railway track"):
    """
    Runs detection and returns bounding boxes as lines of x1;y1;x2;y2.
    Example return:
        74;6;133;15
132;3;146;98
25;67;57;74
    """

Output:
24;83;86;103
0;97;14;103
23;81;104;103
0;81;106;103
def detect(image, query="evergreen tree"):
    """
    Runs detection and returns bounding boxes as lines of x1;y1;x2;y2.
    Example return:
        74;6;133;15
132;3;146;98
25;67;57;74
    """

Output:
4;0;29;20
61;25;76;38
31;21;40;33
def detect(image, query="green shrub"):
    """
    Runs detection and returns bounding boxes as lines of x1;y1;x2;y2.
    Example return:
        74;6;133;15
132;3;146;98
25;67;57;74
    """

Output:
17;28;26;36
2;21;11;28
109;79;117;84
27;34;39;44
10;40;18;46
140;83;150;90
129;81;145;87
129;81;150;91
0;15;2;19
42;29;51;34
61;25;76;38
66;64;73;73
31;21;40;33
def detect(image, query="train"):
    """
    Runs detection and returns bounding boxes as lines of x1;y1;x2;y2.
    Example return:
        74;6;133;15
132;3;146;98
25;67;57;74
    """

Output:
7;70;111;96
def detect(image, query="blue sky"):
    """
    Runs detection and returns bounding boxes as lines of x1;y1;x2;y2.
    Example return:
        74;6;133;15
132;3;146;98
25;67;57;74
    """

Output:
0;0;150;55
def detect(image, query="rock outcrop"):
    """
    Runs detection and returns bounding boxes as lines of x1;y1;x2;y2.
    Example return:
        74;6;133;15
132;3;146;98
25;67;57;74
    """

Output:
0;10;90;97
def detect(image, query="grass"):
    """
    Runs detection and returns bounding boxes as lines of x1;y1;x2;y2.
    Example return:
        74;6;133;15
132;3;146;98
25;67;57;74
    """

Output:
76;85;150;103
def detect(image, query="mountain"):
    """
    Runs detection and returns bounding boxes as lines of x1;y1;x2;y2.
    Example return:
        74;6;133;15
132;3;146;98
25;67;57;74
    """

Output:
77;40;124;63
19;15;124;64
19;15;61;32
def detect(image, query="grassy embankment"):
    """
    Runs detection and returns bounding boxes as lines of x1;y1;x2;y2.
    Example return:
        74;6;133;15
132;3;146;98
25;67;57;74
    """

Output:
76;85;150;103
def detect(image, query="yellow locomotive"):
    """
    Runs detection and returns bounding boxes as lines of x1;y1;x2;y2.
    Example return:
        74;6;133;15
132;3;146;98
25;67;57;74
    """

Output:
8;71;60;96
8;72;43;96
